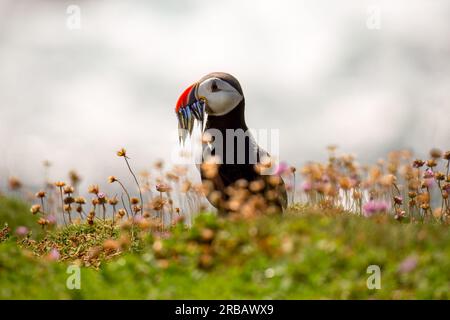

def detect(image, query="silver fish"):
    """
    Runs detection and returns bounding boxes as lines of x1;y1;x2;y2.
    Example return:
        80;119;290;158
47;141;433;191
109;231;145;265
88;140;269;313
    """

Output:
177;111;186;144
179;127;187;144
182;108;189;129
187;107;194;135
190;103;201;120
177;111;184;129
176;99;207;144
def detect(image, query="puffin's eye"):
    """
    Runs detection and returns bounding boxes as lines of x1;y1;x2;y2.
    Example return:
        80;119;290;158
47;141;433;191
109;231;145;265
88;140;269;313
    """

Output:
211;80;219;92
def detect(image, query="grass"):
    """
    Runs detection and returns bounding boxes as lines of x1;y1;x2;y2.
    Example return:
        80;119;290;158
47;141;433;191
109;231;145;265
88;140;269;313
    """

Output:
0;195;44;239
1;200;449;299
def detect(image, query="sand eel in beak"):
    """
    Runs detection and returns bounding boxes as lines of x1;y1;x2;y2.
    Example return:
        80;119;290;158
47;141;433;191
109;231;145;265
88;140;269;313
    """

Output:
175;83;206;144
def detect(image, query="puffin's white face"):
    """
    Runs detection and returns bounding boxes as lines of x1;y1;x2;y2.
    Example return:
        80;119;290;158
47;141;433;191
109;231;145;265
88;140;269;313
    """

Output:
196;77;243;116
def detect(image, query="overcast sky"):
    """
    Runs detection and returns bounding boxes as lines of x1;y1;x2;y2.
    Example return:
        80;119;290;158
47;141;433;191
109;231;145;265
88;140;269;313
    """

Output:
0;0;449;190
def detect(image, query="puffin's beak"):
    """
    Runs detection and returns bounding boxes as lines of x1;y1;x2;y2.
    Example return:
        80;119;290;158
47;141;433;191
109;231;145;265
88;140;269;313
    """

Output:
175;82;205;144
175;83;198;113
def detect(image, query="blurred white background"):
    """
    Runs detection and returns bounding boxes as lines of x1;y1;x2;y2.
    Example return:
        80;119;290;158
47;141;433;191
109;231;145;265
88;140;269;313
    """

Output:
0;0;449;190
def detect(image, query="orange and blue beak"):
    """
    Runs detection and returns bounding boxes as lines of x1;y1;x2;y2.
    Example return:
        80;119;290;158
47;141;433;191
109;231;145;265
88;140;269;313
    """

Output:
175;82;205;144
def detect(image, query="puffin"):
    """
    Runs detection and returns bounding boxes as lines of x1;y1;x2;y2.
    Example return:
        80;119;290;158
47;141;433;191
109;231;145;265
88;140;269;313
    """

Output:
175;72;287;215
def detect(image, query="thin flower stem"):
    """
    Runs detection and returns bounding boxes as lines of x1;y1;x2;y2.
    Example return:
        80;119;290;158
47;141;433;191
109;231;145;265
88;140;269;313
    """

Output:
112;205;116;224
124;157;144;215
39;198;45;216
292;172;296;204
58;187;67;226
120;194;130;218
116;180;133;216
160;191;163;231
102;203;106;221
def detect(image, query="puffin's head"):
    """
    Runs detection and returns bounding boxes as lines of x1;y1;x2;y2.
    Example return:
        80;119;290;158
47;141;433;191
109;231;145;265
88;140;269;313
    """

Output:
176;72;244;116
175;72;244;143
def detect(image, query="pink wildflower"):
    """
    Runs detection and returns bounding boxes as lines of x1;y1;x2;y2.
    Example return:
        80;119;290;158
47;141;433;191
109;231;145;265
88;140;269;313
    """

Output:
15;226;29;237
363;200;389;217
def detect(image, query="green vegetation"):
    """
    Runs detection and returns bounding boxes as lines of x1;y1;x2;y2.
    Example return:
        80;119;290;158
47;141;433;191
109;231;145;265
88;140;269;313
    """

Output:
2;148;449;299
0;195;43;239
1;198;449;299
